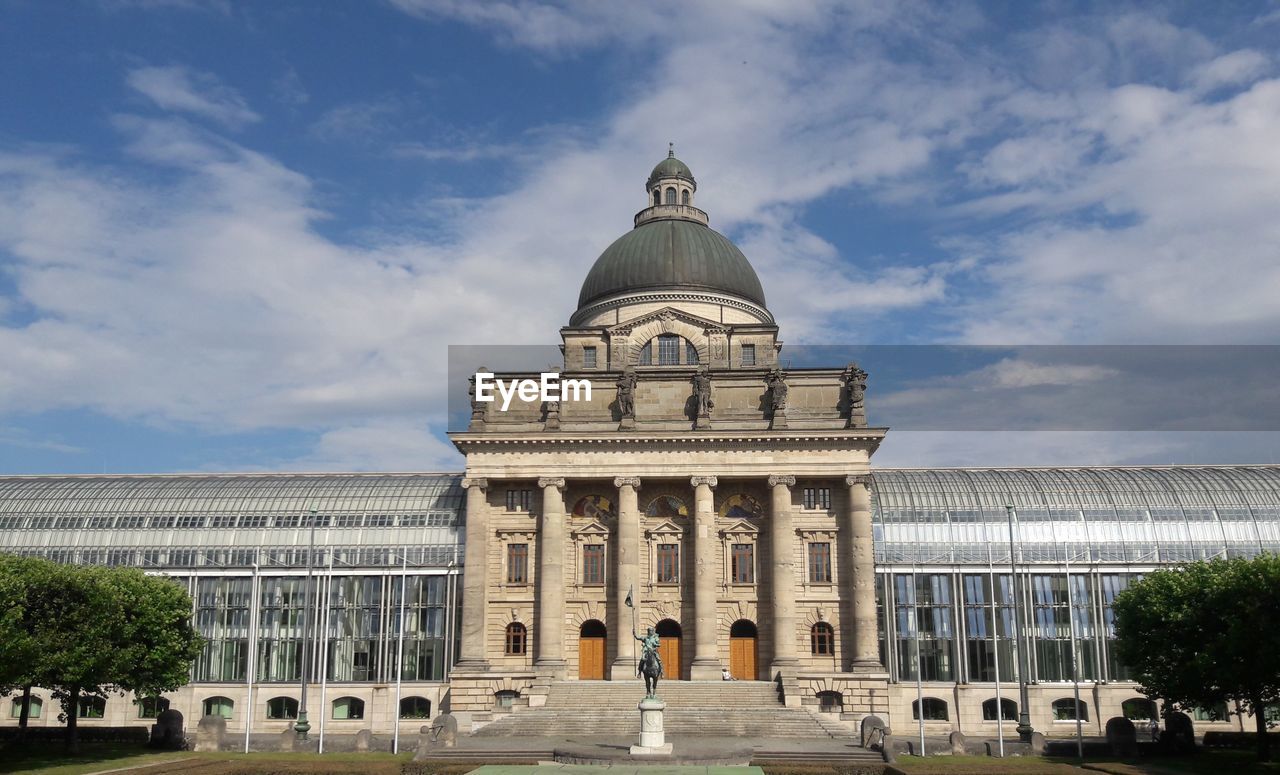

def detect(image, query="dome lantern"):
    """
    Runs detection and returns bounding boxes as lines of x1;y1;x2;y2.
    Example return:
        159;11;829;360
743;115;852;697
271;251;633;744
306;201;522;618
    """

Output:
640;144;701;221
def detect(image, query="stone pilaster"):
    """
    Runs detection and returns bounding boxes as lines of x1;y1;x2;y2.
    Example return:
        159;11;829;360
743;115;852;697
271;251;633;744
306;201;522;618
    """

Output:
536;477;567;675
845;474;882;671
689;475;722;679
455;478;489;669
611;477;642;678
768;475;798;676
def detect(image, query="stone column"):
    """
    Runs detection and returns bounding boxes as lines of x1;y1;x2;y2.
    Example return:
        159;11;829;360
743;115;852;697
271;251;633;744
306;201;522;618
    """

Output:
689;475;722;679
456;478;489;669
845;475;882;670
768;475;798;676
611;477;642;679
536;477;567;674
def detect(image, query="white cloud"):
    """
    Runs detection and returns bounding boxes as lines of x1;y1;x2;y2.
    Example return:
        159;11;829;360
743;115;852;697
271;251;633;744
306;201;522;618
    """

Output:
6;5;1280;470
126;65;259;128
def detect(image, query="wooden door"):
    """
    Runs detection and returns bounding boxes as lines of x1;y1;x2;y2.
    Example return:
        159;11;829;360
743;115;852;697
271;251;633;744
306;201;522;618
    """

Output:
579;636;606;680
658;636;681;680
729;636;757;680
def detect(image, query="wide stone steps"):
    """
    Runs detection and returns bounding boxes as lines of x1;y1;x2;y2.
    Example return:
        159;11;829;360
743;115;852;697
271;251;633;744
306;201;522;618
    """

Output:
474;680;843;738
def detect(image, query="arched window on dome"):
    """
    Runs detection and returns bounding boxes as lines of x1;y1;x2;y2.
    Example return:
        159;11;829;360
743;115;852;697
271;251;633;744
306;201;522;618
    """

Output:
653;189;661;206
665;187;676;205
681;189;690;205
638;335;700;366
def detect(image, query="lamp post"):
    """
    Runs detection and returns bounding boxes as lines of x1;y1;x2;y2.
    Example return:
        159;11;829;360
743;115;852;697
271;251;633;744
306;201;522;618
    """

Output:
295;509;317;740
1006;505;1035;743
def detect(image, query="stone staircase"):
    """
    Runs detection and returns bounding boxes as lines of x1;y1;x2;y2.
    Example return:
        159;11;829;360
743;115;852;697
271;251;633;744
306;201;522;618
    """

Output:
473;679;853;738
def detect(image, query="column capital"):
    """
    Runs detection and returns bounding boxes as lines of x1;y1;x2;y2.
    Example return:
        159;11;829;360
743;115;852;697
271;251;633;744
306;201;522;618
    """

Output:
613;476;642;490
538;477;566;492
690;475;718;489
844;474;873;489
767;475;796;488
461;477;488;491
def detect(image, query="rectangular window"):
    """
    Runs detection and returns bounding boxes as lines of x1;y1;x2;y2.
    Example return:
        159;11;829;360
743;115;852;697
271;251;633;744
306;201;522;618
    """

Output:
582;544;605;585
804;488;831;510
506;489;532;512
741;343;756;366
657;335;680;365
583;346;597;368
808;542;832;583
731;543;754;584
656;544;680;583
507;544;528;584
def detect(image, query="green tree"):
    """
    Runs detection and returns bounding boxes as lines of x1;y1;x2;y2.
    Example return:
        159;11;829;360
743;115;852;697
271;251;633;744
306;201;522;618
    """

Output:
0;556;203;749
1113;554;1280;761
0;555;64;741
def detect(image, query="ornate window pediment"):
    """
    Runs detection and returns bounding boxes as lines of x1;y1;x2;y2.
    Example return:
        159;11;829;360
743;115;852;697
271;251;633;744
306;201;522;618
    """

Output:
719;519;758;539
646;520;683;540
572;520;611;539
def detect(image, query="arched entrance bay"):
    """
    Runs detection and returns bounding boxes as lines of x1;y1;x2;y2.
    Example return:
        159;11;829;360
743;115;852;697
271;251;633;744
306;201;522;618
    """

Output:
655;618;682;680
579;620;607;680
729;619;758;680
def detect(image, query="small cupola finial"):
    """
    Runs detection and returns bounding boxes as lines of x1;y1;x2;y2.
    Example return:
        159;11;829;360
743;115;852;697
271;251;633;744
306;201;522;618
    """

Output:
668;142;674;158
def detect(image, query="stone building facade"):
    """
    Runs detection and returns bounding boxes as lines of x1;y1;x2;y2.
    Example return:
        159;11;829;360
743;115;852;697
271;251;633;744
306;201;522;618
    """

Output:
447;152;888;718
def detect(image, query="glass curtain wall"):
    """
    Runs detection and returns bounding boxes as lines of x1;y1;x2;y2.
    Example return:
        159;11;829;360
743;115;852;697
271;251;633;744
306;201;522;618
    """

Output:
194;577;251;682
257;577;308;682
398;575;451;681
327;576;382;681
894;573;955;681
962;573;1016;682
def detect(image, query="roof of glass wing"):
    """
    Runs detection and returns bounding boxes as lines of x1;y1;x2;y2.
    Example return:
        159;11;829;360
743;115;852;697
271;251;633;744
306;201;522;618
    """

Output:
2;466;1278;569
871;466;1280;566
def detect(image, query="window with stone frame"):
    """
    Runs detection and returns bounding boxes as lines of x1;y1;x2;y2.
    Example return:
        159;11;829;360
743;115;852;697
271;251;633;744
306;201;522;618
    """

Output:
638;340;652;365
808;542;832;583
506;489;532;512
656;544;680;584
811;622;835;655
583;346;597;368
802;487;831;510
582;544;606;585
505;622;527;655
507;544;529;585
1052;697;1089;721
731;543;754;584
741;343;756;366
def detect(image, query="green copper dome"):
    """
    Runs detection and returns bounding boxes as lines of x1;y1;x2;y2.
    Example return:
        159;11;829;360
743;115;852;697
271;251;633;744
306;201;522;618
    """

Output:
577;218;767;309
647;155;695;189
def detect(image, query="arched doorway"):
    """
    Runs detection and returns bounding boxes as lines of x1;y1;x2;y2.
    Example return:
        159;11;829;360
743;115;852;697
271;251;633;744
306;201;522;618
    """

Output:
655;619;682;680
579;620;607;680
729;620;758;680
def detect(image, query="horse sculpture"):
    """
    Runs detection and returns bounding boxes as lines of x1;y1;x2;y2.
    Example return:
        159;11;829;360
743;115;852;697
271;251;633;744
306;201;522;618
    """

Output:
638;646;662;697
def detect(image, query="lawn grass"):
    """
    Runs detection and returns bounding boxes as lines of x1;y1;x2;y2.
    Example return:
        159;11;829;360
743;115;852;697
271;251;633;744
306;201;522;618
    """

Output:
0;743;183;775
0;745;417;775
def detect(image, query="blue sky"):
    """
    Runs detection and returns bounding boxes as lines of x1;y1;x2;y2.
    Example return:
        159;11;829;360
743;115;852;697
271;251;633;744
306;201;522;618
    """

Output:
2;0;1280;474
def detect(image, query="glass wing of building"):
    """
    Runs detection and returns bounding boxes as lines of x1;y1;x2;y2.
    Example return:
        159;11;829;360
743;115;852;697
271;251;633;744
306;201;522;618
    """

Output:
870;465;1280;685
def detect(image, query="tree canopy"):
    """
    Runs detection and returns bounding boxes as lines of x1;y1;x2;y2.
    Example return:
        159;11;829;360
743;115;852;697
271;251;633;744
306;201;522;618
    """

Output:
0;555;203;748
1113;554;1280;761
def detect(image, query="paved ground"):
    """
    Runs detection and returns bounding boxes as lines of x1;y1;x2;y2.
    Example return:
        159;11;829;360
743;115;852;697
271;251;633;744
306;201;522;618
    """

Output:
468;767;764;775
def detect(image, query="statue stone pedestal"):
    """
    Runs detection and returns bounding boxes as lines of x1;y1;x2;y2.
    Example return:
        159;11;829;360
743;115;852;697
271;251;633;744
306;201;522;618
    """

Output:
629;698;672;756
